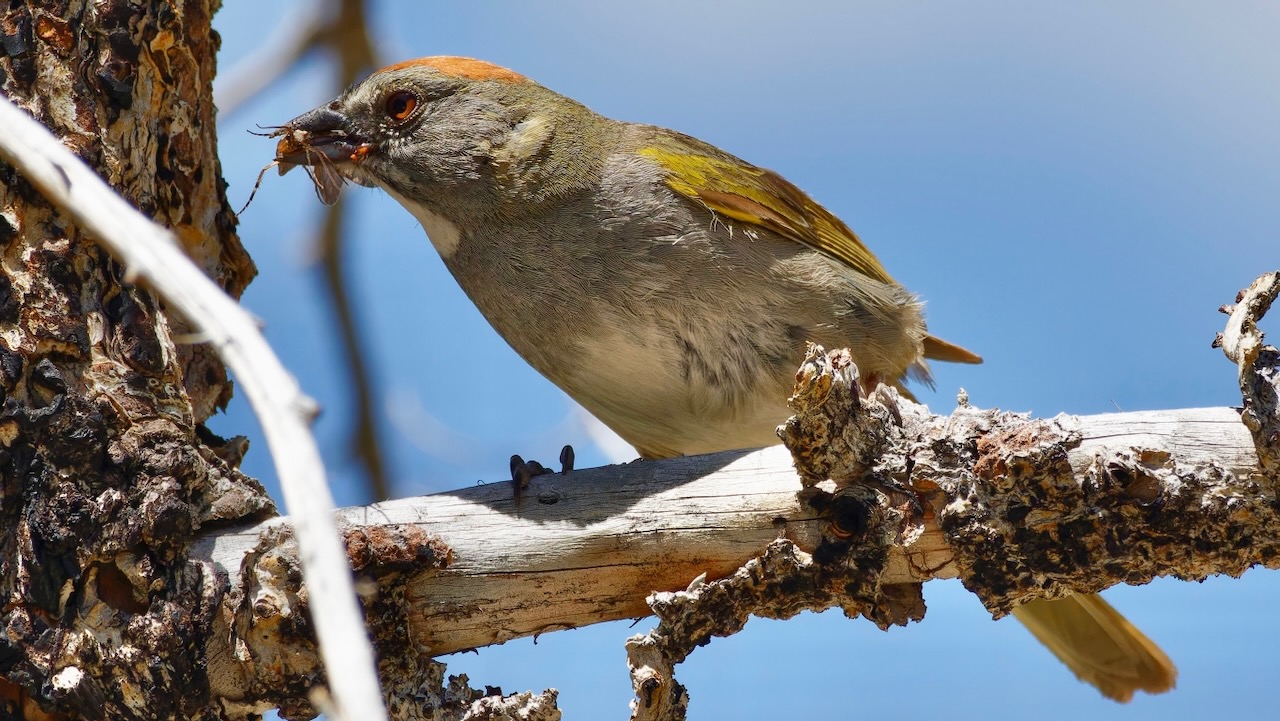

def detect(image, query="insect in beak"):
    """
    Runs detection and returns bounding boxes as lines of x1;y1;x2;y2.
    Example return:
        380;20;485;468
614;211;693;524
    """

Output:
238;123;372;214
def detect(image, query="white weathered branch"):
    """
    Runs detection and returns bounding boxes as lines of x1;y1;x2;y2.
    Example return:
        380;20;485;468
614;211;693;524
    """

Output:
0;96;387;721
193;401;1273;695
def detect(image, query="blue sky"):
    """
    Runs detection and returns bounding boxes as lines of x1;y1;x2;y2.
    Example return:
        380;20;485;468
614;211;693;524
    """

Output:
213;2;1278;718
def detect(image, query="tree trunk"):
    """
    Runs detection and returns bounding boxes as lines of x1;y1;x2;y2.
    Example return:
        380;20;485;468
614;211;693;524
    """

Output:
0;2;270;718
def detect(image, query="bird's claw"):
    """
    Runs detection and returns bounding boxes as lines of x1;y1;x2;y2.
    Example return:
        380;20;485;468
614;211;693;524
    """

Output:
510;445;575;500
559;444;574;474
510;454;552;495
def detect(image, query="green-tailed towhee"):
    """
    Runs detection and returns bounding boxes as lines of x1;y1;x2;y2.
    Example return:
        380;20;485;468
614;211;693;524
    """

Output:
273;56;1176;701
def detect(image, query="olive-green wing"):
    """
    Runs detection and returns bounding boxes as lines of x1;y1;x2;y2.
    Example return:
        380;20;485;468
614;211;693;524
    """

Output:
637;132;897;286
638;132;982;365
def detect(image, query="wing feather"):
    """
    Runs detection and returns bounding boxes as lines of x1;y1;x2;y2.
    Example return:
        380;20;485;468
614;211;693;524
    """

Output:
637;132;981;367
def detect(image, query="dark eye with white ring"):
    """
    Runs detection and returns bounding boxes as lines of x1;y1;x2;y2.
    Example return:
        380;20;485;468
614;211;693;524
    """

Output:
384;90;418;122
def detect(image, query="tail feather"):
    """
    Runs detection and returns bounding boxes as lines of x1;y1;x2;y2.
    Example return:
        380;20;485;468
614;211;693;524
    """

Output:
1012;594;1177;702
922;334;983;364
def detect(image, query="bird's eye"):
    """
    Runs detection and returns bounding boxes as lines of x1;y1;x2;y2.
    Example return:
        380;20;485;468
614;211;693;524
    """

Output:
384;91;418;122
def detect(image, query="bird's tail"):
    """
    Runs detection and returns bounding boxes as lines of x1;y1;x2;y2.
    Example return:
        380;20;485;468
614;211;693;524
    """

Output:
922;334;983;364
1011;593;1177;702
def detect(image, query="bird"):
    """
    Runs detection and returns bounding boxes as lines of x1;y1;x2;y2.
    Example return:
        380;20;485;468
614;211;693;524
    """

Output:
271;55;1176;701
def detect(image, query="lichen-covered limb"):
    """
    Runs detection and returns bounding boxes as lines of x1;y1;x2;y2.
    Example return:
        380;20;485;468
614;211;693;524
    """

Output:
625;539;925;721
621;331;1276;719
196;380;1272;717
781;343;1273;617
188;277;1276;718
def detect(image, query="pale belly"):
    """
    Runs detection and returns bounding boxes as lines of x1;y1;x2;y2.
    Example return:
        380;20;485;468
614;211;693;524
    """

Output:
558;321;794;459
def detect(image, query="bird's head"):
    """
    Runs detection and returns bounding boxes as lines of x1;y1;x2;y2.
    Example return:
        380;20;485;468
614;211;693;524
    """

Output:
272;56;614;216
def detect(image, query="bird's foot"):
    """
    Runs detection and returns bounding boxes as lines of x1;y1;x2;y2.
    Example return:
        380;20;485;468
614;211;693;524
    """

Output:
510;444;574;499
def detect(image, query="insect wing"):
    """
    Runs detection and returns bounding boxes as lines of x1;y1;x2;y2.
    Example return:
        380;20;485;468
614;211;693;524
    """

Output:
309;160;346;205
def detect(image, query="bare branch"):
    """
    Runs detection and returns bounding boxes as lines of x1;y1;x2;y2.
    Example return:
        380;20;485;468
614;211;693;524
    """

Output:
317;189;392;500
193;386;1274;715
223;0;394;500
215;0;379;118
213;0;327;117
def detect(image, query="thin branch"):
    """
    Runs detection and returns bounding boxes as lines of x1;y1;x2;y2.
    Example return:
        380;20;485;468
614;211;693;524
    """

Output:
313;0;392;500
0;96;387;721
222;0;394;499
215;0;378;119
213;0;328;118
318;199;391;499
220;0;382;127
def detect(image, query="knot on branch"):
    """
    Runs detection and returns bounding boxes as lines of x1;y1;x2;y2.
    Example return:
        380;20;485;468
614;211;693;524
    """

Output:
345;524;453;575
1216;271;1280;479
779;344;915;487
215;524;323;718
215;522;472;719
777;343;931;571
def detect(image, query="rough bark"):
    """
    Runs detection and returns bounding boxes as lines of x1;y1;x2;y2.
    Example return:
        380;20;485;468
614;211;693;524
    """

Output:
0;2;270;719
1217;271;1280;481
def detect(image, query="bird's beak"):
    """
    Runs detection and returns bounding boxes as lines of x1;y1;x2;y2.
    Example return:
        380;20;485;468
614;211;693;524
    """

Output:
270;104;375;204
272;105;369;169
